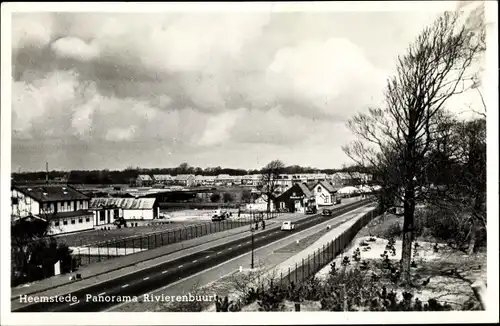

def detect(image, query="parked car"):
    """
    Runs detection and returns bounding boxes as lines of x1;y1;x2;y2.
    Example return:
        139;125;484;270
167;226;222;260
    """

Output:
212;210;229;221
322;209;333;216
281;221;296;231
305;206;317;215
333;197;342;205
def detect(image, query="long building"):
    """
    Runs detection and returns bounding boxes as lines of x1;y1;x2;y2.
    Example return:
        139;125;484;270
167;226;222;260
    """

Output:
11;185;94;235
90;197;159;222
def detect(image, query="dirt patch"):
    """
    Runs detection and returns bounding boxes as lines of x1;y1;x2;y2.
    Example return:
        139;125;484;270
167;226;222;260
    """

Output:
313;212;487;310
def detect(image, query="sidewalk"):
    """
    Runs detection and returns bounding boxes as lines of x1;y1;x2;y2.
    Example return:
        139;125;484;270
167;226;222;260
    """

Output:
199;204;375;312
261;205;376;278
109;202;376;312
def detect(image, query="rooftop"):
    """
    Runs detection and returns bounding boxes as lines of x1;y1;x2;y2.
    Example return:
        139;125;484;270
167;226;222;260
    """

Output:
90;197;157;210
13;185;89;202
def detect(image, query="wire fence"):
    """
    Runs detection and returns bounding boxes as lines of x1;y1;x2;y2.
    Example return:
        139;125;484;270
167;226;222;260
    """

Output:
74;211;282;267
272;206;382;290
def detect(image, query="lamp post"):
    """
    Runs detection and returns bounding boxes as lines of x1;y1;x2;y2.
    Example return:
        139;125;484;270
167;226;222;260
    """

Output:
250;224;255;269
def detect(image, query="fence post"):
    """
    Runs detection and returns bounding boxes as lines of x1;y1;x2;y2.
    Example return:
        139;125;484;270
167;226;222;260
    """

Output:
147;235;150;249
107;241;110;259
161;232;164;246
288;267;291;285
280;271;283;287
295;262;298;284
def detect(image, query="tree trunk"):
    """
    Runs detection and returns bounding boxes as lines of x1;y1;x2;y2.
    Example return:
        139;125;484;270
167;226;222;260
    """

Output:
400;190;415;285
467;217;476;255
468;194;483;255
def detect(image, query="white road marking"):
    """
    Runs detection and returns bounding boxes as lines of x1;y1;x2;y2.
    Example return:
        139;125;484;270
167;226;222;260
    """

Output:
178;265;183;268
228;248;232;250
206;255;210;258
121;284;129;288
246;241;250;244
162;270;168;274
143;277;150;280
217;251;221;255
103;203;372;312
238;244;242;247
69;302;79;306
192;260;197;263
98;292;106;296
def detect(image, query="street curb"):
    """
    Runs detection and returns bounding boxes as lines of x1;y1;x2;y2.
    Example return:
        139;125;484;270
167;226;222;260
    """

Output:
10;219;281;301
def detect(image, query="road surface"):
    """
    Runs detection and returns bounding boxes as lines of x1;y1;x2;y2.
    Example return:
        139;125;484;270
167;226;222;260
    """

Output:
13;200;371;312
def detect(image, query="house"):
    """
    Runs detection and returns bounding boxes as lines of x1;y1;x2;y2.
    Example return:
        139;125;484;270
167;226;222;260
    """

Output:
306;173;328;182
194;175;205;186
11;185;93;235
90;197;159;222
275;183;316;213
232;175;243;185
242;174;262;186
330;172;372;186
153;174;174;185
311;181;340;206
204;176;216;186
136;174;153;186
174;174;195;187
246;193;276;212
216;174;234;186
276;174;293;189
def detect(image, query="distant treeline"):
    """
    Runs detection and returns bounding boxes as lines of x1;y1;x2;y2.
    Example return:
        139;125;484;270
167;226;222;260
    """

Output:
11;163;373;185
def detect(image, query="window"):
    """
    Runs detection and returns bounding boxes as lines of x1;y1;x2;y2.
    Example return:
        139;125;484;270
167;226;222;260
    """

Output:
78;218;83;223
54;221;60;227
63;220;68;225
317;187;322;193
99;211;105;221
12;197;19;205
86;217;90;222
76;200;80;209
71;219;75;224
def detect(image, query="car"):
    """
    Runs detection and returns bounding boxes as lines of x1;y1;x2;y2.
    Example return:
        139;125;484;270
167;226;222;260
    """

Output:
305;207;317;214
322;209;333;216
281;221;296;231
212;211;228;221
333;197;342;205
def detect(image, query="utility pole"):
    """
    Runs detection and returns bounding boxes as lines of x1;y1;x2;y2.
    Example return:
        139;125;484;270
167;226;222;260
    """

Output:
46;162;49;184
251;224;255;269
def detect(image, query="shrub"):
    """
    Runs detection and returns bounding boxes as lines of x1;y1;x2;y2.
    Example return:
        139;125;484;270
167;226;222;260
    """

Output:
210;193;221;203
415;206;486;250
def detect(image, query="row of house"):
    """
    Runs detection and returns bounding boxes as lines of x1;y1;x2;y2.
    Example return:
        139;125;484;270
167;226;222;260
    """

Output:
137;172;371;188
252;180;377;214
11;185;160;235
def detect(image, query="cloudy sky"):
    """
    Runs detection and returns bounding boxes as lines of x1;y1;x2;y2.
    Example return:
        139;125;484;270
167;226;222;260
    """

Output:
8;2;485;172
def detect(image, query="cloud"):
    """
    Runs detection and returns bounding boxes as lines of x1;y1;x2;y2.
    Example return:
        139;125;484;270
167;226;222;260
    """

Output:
11;10;481;171
105;126;137;141
12;13;54;50
51;37;100;61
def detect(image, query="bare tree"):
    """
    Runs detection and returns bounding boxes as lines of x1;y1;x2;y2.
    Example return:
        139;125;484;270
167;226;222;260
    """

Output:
259;160;285;216
343;12;484;285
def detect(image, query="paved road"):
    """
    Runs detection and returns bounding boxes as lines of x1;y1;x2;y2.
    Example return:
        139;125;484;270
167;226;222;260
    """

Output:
13;200;371;313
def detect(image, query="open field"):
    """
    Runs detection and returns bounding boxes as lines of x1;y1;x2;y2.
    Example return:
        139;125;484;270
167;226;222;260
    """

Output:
54;221;198;247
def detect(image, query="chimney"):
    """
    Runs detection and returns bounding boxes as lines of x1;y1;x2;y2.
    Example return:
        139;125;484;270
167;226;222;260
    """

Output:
46;162;49;184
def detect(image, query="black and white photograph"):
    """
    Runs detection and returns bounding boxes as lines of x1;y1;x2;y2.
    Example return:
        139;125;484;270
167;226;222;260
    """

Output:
1;1;498;325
